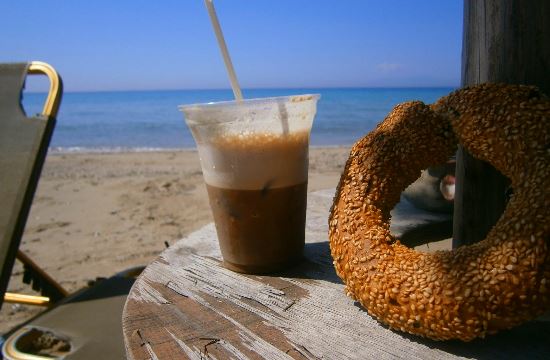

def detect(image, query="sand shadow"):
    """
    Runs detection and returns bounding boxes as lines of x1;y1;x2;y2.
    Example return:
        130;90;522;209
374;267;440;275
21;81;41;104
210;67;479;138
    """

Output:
398;219;453;248
67;275;136;303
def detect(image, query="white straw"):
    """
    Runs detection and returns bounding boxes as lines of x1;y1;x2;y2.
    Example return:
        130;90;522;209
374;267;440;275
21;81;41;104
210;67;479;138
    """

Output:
204;0;243;101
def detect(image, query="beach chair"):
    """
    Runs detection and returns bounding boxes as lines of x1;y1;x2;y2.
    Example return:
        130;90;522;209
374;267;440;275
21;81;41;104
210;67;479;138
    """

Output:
0;62;142;359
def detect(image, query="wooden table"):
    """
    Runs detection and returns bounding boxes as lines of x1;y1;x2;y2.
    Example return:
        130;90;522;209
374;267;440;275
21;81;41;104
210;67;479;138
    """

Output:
122;189;550;359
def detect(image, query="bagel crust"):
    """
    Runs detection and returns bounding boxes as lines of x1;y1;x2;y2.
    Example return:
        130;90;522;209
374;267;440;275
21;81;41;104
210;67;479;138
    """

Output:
329;83;550;341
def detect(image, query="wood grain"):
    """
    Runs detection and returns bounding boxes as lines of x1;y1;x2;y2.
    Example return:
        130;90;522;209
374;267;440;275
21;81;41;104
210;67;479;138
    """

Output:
123;190;550;359
454;0;550;247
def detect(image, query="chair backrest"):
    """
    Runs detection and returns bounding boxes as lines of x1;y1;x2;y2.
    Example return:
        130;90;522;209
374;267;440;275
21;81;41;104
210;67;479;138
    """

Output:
0;62;62;309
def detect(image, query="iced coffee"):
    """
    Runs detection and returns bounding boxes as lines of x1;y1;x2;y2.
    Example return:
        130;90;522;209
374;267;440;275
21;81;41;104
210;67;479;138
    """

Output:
180;95;319;274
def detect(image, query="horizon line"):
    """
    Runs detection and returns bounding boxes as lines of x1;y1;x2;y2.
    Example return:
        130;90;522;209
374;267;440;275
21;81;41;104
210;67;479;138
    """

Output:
26;85;459;94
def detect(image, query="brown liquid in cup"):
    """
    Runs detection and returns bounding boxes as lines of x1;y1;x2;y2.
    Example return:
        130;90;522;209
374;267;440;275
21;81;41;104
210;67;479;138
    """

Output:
206;182;307;274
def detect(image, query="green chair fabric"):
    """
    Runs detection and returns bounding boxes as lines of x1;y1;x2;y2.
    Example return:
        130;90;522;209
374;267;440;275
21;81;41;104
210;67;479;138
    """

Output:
0;63;57;308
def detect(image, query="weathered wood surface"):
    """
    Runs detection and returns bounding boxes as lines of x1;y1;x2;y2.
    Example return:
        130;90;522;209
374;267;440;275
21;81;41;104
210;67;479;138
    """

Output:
123;190;550;359
454;0;550;247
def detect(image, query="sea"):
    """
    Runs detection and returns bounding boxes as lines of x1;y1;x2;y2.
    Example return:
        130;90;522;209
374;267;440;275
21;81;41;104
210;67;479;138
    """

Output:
22;88;455;152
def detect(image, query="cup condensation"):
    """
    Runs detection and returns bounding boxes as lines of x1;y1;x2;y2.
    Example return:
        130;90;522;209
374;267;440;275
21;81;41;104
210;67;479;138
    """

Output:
180;95;319;273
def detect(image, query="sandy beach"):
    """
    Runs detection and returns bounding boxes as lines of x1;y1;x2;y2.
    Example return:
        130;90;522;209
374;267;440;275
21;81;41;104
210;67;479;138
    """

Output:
1;147;350;333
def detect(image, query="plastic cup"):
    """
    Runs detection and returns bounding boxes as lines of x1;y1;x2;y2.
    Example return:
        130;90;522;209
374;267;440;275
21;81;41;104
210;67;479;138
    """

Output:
179;94;320;274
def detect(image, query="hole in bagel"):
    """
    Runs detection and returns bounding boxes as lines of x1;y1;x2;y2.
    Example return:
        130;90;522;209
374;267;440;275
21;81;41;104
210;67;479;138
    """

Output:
395;159;456;251
402;159;456;214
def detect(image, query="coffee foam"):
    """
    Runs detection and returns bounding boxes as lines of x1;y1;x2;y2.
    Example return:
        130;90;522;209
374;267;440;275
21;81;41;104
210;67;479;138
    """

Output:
197;131;309;190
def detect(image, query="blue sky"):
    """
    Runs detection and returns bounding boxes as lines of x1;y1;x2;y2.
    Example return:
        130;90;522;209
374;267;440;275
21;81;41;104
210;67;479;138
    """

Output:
1;0;463;92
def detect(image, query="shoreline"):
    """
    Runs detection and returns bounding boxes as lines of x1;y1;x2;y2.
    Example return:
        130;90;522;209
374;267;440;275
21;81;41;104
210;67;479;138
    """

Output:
1;146;351;333
47;144;352;155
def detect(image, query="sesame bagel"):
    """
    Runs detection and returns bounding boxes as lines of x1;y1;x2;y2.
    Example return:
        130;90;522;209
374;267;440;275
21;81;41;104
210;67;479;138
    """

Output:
329;83;550;341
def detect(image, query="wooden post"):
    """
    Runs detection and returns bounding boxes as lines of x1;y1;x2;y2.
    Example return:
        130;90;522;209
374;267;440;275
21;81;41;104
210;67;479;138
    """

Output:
453;0;550;247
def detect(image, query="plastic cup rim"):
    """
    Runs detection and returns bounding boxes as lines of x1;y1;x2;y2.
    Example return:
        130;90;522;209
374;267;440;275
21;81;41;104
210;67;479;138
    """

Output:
178;93;320;112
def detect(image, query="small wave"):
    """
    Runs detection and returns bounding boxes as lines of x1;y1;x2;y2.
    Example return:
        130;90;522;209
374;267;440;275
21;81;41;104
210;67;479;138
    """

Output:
48;146;196;154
